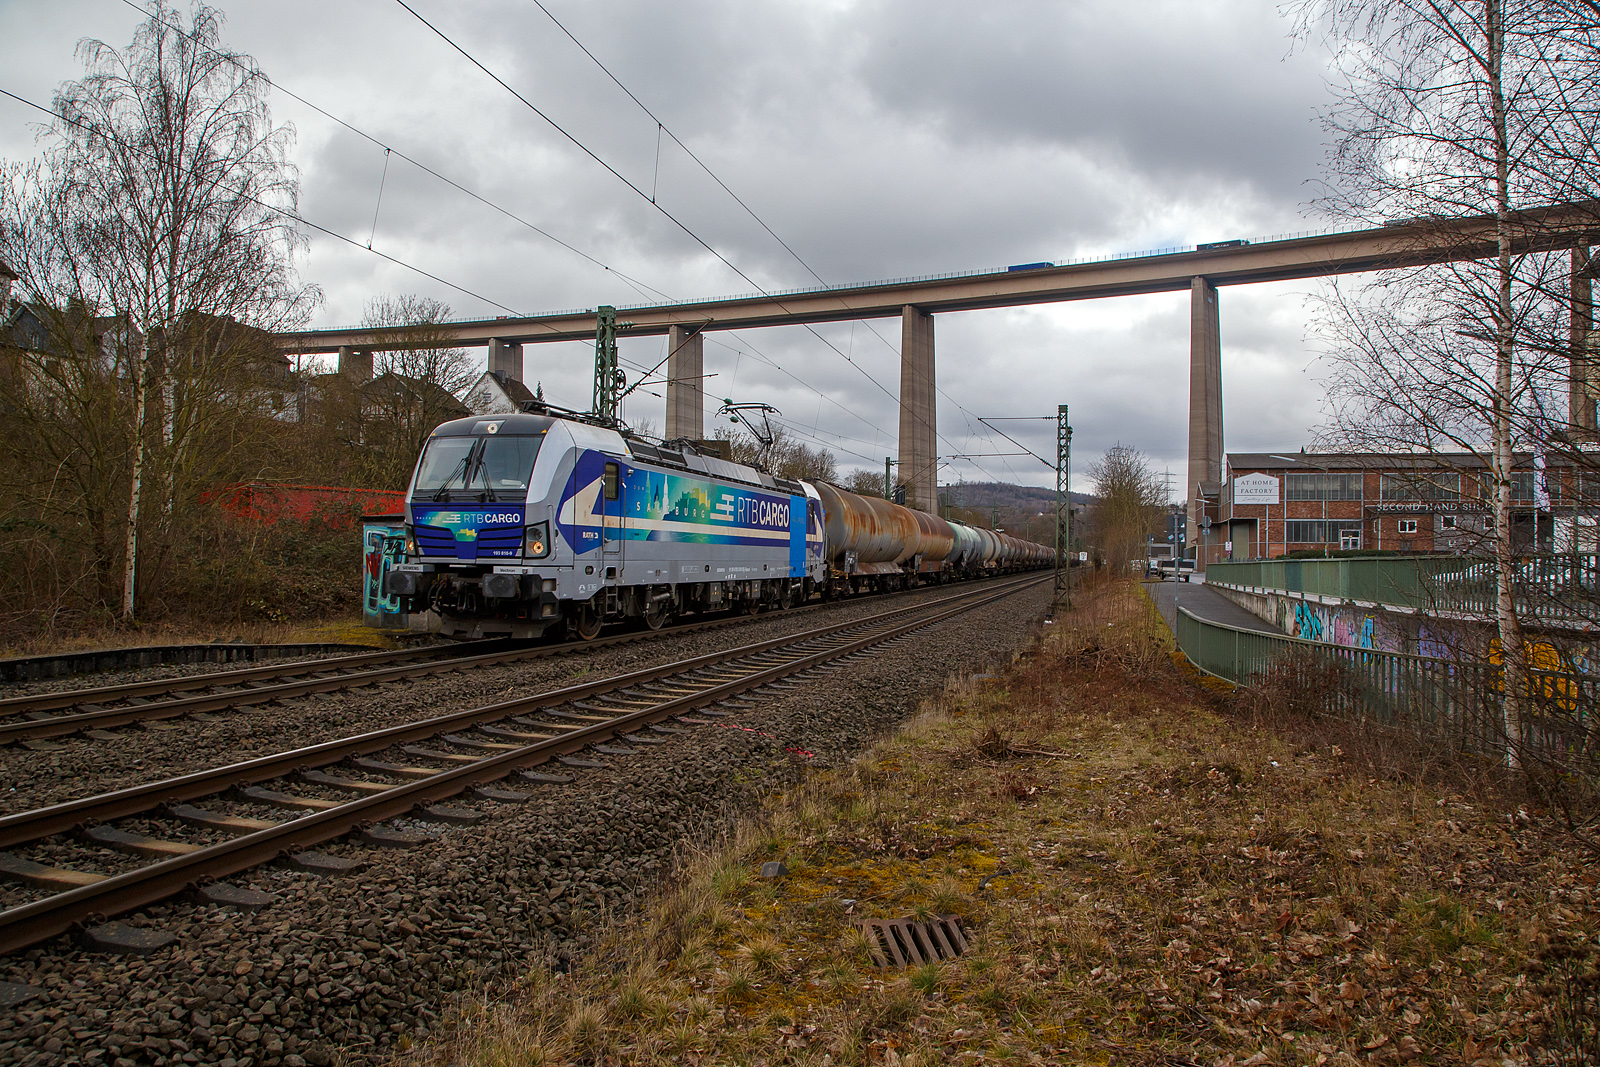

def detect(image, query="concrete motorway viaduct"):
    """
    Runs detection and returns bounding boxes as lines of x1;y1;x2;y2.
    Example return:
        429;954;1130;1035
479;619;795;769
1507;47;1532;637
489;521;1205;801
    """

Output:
281;202;1600;545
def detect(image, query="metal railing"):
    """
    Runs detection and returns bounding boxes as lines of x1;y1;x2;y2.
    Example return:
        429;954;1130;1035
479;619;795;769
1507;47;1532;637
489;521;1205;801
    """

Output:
1174;605;1597;765
1204;554;1600;627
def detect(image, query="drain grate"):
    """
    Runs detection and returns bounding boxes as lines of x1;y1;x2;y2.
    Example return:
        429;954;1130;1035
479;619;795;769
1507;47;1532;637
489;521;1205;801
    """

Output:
856;915;969;967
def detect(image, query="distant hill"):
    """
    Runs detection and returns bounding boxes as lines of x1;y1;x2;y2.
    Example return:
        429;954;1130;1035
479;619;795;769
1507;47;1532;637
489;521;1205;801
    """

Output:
939;481;1094;515
934;481;1094;543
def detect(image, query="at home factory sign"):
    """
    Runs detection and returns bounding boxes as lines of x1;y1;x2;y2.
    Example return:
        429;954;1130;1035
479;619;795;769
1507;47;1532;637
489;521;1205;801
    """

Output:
1233;473;1281;505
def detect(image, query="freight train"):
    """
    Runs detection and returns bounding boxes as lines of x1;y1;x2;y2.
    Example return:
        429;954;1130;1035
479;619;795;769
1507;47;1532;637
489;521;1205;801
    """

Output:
383;411;1055;640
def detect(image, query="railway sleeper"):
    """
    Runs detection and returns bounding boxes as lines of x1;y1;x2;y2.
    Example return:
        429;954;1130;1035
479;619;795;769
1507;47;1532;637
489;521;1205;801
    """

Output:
82;825;202;859
414;805;485;826
239;786;341;812
301;769;393;795
478;723;557;742
509;715;583;731
399;744;475;764
439;733;520;752
0;853;107;890
166;804;278;834
472;785;530;803
361;826;432;849
350;757;439;780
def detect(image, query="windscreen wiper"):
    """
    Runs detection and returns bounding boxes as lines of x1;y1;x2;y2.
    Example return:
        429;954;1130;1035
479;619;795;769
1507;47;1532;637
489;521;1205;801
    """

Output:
471;449;498;502
432;445;479;501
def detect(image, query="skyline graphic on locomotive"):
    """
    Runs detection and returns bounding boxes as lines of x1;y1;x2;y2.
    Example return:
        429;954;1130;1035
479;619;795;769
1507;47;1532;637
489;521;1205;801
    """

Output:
384;410;1055;640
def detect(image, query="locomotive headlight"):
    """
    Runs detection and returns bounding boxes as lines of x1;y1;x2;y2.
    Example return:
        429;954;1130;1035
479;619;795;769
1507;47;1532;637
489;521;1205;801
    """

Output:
404;525;417;557
524;520;550;558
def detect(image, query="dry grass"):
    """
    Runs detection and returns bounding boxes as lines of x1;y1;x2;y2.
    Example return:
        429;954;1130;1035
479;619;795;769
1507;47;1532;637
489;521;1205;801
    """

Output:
0;614;395;659
398;579;1598;1067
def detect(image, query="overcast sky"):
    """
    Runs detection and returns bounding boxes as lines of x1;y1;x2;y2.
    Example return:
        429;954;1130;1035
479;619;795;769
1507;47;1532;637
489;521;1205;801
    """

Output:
0;0;1346;494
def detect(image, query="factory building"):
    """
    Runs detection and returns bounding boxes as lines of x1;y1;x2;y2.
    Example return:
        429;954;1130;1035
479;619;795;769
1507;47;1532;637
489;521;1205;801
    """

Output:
1207;451;1599;563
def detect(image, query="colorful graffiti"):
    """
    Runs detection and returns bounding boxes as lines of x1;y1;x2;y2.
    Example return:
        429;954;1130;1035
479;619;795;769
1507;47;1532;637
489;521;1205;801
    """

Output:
1277;597;1395;653
1488;637;1581;711
1295;601;1324;641
362;523;408;628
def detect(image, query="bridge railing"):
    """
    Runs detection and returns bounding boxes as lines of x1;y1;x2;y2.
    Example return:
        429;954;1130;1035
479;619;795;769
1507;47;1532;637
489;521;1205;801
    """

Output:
1204;554;1600;627
1174;606;1597;767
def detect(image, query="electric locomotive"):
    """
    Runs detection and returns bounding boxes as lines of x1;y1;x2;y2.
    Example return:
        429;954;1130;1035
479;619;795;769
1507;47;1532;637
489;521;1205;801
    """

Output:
383;411;827;639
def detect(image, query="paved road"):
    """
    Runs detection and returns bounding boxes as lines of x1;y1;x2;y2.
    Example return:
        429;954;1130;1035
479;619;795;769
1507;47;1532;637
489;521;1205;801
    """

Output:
1144;578;1284;636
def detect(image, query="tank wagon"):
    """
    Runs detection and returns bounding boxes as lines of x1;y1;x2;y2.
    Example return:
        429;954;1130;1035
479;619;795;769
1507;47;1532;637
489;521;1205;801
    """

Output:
384;411;1054;640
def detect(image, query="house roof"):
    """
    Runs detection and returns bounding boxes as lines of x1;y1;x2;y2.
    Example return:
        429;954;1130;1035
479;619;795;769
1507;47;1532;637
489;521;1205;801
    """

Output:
475;371;538;405
1225;451;1584;472
363;371;471;413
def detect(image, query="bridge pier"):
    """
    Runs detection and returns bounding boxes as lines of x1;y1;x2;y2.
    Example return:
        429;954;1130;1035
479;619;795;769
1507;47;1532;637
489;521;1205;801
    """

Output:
665;324;705;441
1572;247;1595;435
899;306;937;512
337;345;372;384
487;337;523;384
1187;277;1224;555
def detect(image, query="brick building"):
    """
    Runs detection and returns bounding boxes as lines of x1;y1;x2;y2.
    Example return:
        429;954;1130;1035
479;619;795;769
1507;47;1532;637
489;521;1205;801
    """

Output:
1210;451;1599;562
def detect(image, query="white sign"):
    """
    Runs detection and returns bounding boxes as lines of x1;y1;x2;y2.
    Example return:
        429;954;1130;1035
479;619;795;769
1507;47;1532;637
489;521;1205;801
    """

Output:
1233;472;1280;505
1224;540;1233;553
1078;551;1088;562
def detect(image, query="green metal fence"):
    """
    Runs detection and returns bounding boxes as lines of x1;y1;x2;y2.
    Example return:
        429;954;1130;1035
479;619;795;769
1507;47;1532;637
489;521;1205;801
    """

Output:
1174;605;1596;764
1204;554;1600;626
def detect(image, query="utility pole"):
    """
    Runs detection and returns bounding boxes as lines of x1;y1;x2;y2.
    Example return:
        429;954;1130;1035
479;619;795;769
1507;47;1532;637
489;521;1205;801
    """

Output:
1055;404;1072;609
592;305;624;425
885;457;893;501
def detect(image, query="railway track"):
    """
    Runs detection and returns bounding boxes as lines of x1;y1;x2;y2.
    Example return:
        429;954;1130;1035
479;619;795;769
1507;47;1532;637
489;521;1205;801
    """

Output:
0;576;1020;747
0;574;1044;956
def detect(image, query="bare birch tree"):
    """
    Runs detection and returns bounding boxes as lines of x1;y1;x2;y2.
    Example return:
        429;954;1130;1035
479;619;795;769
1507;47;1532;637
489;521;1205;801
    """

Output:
1088;444;1165;572
1293;0;1600;764
0;2;318;625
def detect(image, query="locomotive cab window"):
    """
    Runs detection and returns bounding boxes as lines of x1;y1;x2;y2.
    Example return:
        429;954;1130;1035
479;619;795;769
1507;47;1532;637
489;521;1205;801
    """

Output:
603;462;620;501
415;435;542;498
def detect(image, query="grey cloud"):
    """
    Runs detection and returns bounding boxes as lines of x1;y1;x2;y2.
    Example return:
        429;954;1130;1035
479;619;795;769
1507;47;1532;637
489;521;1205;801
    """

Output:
1;0;1346;495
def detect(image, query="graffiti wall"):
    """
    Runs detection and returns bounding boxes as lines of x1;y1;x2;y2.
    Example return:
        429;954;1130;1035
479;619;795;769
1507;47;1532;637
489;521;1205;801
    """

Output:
362;521;409;629
1281;597;1393;652
1216;583;1598;673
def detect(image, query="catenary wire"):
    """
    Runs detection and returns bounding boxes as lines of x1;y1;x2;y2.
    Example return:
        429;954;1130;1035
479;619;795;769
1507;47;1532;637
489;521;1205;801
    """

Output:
0;85;524;317
393;1;908;409
95;0;905;450
129;0;1002;482
103;1;1017;488
109;0;675;308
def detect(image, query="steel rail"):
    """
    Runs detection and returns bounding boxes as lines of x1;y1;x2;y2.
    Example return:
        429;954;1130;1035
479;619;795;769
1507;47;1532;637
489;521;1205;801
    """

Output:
0;575;1043;955
0;575;1042;848
0;640;518;718
0;577;993;743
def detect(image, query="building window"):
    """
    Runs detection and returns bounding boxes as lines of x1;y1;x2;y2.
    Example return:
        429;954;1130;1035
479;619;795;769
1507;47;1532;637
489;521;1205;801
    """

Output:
1381;471;1460;501
1510;472;1536;503
1398;519;1419;534
1285;472;1363;501
1579;471;1600;502
1285;520;1364;543
1441;515;1457;529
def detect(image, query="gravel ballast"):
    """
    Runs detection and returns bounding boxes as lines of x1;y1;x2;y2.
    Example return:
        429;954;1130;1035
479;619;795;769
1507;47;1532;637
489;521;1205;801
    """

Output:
0;581;1020;817
0;580;1049;1066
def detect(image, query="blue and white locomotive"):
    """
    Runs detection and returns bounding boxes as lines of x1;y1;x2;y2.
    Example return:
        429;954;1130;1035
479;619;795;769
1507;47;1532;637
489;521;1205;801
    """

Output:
383;409;1057;640
383;411;827;639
